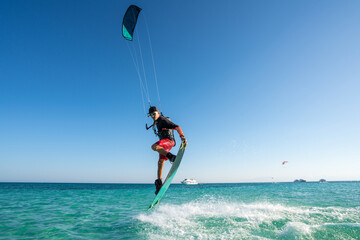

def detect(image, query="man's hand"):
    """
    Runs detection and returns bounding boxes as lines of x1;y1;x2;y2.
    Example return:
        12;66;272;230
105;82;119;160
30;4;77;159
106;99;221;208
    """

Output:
180;136;187;144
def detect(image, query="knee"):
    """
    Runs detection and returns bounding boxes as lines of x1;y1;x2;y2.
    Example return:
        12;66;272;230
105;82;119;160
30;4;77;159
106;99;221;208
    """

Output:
158;159;165;165
151;144;158;151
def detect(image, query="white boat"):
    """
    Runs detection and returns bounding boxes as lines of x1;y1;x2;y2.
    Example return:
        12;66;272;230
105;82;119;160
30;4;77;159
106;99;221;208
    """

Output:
181;179;198;185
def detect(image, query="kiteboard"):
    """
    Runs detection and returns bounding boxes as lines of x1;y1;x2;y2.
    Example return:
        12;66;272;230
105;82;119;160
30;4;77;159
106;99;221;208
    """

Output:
148;142;187;210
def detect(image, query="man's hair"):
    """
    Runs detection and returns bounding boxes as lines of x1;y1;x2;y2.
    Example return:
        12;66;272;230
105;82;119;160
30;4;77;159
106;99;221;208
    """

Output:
148;106;159;114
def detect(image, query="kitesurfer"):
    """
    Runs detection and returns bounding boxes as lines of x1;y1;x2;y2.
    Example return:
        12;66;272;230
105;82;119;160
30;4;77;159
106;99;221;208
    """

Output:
148;106;187;194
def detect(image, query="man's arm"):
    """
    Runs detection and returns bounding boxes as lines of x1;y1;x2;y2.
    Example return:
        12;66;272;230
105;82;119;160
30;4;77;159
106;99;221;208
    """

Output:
175;126;187;144
162;117;187;144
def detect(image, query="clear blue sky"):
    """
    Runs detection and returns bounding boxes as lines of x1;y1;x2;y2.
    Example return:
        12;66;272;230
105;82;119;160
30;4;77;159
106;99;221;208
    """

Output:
1;0;359;183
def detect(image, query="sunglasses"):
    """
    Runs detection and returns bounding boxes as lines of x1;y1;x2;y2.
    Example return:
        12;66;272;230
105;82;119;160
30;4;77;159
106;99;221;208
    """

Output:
149;112;157;117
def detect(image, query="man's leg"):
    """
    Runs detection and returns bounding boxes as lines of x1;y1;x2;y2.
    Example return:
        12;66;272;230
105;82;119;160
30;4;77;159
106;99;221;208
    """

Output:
157;158;165;179
152;140;174;195
151;143;168;157
155;159;165;194
152;142;176;162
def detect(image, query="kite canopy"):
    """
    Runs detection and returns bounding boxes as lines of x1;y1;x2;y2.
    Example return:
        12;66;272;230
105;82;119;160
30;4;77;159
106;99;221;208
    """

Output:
122;5;142;41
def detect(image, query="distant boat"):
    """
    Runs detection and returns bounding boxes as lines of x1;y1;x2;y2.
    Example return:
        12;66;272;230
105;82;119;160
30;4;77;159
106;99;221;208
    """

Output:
294;179;306;183
319;179;327;183
181;179;198;185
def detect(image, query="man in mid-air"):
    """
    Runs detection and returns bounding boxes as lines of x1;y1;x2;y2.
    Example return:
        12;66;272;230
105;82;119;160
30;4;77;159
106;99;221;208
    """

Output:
148;106;187;194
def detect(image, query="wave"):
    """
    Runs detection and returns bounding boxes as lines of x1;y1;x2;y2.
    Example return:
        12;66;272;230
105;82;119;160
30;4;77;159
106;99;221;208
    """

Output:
135;197;360;240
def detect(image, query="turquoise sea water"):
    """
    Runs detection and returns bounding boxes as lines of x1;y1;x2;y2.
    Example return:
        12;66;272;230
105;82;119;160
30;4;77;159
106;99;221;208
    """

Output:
0;182;359;239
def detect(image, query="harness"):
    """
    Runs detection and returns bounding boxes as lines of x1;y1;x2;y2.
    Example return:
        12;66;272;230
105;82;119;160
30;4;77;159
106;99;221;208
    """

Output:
146;114;176;146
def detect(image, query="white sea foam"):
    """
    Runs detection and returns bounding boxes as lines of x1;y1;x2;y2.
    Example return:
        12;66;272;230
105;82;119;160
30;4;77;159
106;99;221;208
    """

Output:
279;222;314;239
136;197;360;240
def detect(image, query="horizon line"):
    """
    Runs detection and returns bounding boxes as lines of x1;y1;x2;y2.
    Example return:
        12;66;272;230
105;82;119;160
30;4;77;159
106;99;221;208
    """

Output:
1;180;359;184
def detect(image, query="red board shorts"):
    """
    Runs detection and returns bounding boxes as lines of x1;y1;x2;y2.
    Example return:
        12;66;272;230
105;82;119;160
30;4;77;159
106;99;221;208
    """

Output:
156;139;175;160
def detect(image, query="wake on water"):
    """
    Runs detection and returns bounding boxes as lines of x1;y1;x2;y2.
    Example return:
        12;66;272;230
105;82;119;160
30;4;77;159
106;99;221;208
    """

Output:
136;197;360;240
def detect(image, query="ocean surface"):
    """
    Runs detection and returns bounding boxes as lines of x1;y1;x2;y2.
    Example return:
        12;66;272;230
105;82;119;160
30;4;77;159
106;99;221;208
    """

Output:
0;182;359;240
